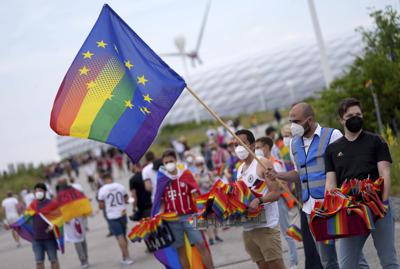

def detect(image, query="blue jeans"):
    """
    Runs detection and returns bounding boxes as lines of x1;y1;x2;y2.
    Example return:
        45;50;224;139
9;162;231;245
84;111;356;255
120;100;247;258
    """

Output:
32;239;58;263
338;202;400;269
168;214;204;248
278;198;298;267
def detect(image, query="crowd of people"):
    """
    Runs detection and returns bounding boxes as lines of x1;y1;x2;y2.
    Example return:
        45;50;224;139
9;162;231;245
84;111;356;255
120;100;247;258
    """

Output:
2;98;399;269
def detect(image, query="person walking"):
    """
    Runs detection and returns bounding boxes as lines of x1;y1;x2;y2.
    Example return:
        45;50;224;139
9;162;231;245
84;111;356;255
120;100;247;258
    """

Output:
325;98;399;269
235;129;286;269
2;191;21;247
98;173;134;265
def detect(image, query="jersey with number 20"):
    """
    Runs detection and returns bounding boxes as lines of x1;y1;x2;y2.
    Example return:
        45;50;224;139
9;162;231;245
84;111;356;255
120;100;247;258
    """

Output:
98;182;127;219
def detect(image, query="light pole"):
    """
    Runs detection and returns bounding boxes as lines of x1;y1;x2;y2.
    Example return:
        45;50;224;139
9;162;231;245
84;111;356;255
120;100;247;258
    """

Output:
286;80;296;105
174;35;201;124
366;80;384;134
307;0;333;88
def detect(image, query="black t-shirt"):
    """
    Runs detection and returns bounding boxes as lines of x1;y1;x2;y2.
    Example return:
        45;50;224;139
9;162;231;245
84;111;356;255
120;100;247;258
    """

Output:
129;172;152;212
325;131;392;187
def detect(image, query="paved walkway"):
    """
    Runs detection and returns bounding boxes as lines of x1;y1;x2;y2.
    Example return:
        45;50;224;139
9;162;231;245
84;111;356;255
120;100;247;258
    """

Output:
1;164;400;269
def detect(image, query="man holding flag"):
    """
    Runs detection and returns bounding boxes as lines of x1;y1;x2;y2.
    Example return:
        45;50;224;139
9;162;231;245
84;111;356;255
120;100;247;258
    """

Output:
12;183;63;269
151;149;214;269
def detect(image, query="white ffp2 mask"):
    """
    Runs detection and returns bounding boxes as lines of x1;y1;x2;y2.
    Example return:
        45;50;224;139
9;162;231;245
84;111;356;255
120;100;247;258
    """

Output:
165;162;176;172
291;123;305;137
255;149;264;157
35;191;45;200
235;145;249;160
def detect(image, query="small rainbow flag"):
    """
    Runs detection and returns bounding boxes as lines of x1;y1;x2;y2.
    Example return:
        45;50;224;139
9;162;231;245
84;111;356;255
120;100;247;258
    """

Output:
50;4;186;162
286;224;302;242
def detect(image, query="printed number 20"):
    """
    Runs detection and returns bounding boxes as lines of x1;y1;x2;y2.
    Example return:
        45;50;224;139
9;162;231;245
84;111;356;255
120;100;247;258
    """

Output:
107;192;124;207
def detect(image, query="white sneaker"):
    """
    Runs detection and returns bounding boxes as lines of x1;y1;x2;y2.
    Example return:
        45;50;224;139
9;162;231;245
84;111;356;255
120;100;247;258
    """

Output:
121;258;134;265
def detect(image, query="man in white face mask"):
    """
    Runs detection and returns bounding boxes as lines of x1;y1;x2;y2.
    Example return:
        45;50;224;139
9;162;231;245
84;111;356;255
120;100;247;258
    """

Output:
266;102;370;269
151;149;214;269
234;129;284;269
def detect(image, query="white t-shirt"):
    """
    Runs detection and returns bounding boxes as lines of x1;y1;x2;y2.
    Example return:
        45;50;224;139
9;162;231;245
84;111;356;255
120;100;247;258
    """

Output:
142;163;158;202
23;193;35;207
2;197;19;221
237;158;279;230
98;182;128;219
64;217;86;243
289;124;342;214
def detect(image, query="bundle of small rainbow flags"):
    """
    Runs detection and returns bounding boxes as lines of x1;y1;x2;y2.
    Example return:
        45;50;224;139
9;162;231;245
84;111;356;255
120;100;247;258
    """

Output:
310;178;387;241
128;212;178;243
195;179;262;222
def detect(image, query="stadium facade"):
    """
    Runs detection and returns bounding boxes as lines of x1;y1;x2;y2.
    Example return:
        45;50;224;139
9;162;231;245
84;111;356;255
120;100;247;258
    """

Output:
56;33;364;158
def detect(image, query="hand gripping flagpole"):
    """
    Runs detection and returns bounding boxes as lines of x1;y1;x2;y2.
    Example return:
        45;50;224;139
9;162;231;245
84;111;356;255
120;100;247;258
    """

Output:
185;86;302;207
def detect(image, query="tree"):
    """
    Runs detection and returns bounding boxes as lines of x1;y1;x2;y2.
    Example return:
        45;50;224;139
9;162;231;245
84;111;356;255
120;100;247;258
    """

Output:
312;6;400;134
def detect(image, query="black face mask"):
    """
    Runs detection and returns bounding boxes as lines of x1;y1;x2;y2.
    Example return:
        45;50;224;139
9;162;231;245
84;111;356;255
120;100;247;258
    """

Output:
345;116;363;133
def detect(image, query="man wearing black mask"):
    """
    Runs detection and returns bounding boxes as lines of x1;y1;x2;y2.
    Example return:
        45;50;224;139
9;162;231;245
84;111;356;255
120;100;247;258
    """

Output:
325;98;399;269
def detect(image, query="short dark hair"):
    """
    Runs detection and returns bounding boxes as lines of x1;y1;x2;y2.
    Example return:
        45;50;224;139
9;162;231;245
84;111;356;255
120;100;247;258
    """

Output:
145;151;155;162
265;126;276;136
161;149;177;161
235;129;255;145
255;137;274;150
103;172;113;180
34;183;47;192
338;98;361;118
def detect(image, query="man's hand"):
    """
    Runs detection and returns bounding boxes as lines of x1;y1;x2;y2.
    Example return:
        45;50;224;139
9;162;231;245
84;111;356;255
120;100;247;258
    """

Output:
248;198;260;210
46;226;53;233
265;167;278;181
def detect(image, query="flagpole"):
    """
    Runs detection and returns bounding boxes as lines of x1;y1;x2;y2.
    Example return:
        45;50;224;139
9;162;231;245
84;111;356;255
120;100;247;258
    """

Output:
185;86;301;206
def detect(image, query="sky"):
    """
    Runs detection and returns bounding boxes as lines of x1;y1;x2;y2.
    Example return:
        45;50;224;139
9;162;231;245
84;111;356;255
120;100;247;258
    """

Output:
0;0;399;171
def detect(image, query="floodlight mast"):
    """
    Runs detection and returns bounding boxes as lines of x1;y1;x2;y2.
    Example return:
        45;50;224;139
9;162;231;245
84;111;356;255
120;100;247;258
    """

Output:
307;0;333;88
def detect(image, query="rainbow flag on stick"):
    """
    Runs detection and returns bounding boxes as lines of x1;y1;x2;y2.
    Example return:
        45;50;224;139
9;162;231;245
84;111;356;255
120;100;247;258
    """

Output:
11;200;65;253
50;4;186;162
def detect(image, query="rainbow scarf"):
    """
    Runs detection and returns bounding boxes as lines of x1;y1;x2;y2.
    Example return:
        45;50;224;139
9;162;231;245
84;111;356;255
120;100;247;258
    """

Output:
11;199;65;253
286;224;302;242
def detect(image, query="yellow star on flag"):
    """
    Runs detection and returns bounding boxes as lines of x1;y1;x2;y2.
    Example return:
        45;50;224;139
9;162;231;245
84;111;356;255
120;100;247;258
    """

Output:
137;75;148;86
140;106;151;114
124;100;133;109
82;51;94;59
143;94;152;103
86;81;96;90
106;93;113;101
79;66;90;75
97;40;107;48
125;60;133;70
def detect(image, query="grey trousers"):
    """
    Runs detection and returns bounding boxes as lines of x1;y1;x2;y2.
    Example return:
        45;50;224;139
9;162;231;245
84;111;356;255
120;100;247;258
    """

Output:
74;240;88;265
338;201;399;269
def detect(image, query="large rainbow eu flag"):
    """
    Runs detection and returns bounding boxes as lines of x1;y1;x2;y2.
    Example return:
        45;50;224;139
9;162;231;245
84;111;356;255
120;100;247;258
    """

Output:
50;4;186;162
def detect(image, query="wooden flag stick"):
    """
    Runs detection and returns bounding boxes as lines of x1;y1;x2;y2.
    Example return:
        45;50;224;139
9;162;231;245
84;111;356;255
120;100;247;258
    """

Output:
185;86;302;207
